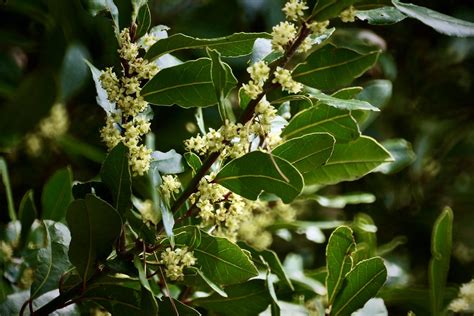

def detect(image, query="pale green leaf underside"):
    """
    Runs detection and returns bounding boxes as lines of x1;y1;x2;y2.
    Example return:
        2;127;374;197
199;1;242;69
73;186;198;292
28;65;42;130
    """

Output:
145;32;271;60
308;89;379;111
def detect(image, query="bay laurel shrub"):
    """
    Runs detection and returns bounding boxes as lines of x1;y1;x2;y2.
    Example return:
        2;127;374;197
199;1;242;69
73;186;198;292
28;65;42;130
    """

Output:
0;0;473;315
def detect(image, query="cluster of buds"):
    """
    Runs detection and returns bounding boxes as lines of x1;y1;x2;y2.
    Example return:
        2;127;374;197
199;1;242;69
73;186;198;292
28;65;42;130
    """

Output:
99;28;159;176
450;279;474;313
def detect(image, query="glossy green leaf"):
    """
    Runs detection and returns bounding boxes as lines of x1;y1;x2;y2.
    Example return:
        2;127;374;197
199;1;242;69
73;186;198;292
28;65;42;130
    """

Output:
82;282;143;315
184;152;202;175
192;231;258;285
86;0;119;30
357;80;392;110
272;133;335;183
215;151;304;203
311;0;356;20
41;167;73;221
392;0;474;37
18;190;37;249
374;139;416;174
186;267;228;297
305;136;393;185
429;207;453;316
331;257;387;316
194;279;272;316
142;58;237;108
282;104;360;142
208;48;235;122
30;220;71;299
356;7;406;25
332;87;363;100
67;194;122;283
0;158;16;221
145;32;271;60
308;89;379;111
134;3;151;39
293;45;379;90
133;256;154;295
326;226;355;305
101;143;132;215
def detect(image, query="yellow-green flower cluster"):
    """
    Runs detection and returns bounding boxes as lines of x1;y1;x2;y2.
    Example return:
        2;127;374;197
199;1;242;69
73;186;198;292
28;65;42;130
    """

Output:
273;66;303;94
25;103;69;157
136;199;159;225
340;6;357;23
242;60;271;100
160;247;197;281
271;21;298;53
238;200;296;250
160;175;181;200
190;174;251;241
99;28;159;176
185;98;282;159
450;279;474;313
282;0;309;21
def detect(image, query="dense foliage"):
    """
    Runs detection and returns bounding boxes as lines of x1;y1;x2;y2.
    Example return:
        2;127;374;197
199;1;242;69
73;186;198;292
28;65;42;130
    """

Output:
0;0;473;315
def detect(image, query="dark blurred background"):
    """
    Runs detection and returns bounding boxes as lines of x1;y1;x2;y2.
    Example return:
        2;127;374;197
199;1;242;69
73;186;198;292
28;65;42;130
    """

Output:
0;0;473;307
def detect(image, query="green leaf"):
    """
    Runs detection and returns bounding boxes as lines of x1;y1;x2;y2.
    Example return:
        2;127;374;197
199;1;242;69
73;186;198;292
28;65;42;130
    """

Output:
142;58;237;108
352;80;393;129
293;45;380;90
191;231;258;285
67;194;122;284
30;220;71;299
0;158;16;221
374;139;416;174
101;143;132;216
282;104;360;142
356;7;406;25
41;167;73;221
308;89;379;111
238;242;294;290
86;0;119;31
392;0;474;37
185;267;228;297
429;207;453;316
184;152;202;175
208;48;235;122
18;190;37;249
305;136;393;185
332;87;363;100
272;133;335;183
134;3;151;39
326;226;355;305
215;151;304;203
133;256;154;295
145;32;271;60
312;0;356;20
331;257;387;316
193;279;272;316
159;297;201;315
60;44;89;101
353;213;377;256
